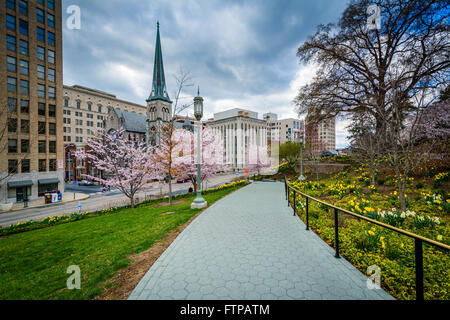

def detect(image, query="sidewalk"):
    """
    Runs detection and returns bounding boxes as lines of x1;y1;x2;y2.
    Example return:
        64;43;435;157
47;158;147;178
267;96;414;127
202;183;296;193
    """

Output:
129;181;393;300
6;192;90;212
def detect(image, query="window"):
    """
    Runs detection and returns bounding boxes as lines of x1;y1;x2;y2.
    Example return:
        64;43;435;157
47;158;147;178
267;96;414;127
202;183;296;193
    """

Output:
49;141;56;153
37;65;45;79
19;60;28;75
64;99;69;107
77;101;81;109
21;159;30;173
37;46;45;60
20;100;29;113
6;14;15;31
49;159;56;172
8;118;17;133
20;80;29;95
39;159;46;172
38;84;45;98
38;121;46;134
6;0;15;10
7;56;16;72
36;8;44;23
21;119;29;133
48;49;55;64
7;77;17;92
49;123;56;135
87;104;92;111
6;35;16;51
8;139;18;153
19;0;27;14
98;106;102;113
37;0;43;4
47;0;54;10
48;86;55;99
38;102;46;116
8;98;17;112
19;19;28;35
66;136;71;142
8;160;18;174
48;68;55;82
37;27;45;42
47;31;55;46
48;105;56;117
19;39;28;55
21;139;29;153
47;13;54;28
38;140;46;153
63;118;71;124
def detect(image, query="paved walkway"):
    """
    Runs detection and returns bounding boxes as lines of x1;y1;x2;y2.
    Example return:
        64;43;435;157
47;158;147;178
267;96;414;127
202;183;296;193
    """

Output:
129;182;393;300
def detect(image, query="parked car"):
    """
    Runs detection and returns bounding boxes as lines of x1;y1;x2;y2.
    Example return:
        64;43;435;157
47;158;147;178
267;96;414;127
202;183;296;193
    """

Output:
320;150;339;157
177;177;190;183
79;180;94;186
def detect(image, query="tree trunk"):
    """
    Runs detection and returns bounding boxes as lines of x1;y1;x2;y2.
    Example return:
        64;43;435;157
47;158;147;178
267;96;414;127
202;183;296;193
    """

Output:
398;177;407;212
168;179;172;205
130;194;135;209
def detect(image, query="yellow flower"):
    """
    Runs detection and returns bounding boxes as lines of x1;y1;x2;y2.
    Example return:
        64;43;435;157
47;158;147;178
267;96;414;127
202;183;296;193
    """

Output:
380;236;385;241
381;241;386;249
437;235;443;241
400;243;404;248
368;230;375;236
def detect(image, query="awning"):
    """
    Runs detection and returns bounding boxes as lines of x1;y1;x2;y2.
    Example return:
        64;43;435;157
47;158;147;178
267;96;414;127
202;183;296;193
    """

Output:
38;178;60;185
7;180;33;188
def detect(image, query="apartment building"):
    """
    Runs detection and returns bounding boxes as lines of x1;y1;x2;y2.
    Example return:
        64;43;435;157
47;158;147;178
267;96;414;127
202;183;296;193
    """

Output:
265;116;304;145
305;107;336;155
62;85;146;181
1;0;63;204
206;108;268;169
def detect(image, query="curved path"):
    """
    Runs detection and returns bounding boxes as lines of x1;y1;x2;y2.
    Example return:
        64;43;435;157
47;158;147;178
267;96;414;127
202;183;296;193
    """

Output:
129;182;393;300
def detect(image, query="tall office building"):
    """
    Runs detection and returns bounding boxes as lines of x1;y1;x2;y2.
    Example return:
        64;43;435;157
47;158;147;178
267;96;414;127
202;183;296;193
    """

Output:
1;0;63;204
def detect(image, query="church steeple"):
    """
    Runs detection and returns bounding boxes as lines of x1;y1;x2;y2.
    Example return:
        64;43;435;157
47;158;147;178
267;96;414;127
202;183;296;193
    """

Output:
147;22;171;103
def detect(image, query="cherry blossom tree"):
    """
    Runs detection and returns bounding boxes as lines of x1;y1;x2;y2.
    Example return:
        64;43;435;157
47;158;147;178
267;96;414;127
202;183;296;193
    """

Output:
178;127;225;191
246;144;272;175
75;128;160;209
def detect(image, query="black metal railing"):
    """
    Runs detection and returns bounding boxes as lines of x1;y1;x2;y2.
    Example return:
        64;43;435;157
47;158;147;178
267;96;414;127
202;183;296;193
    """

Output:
284;178;450;301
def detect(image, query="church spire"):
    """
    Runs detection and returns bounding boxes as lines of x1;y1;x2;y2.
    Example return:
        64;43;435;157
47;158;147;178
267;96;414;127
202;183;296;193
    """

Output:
147;22;171;103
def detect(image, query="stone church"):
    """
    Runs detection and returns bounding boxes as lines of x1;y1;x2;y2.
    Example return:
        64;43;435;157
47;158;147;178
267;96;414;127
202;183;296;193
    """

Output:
105;22;191;145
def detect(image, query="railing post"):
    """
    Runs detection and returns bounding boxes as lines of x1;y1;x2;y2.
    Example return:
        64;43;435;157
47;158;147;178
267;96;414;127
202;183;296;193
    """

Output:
415;238;424;301
285;180;287;201
287;187;290;208
334;208;340;258
293;190;296;216
306;197;309;231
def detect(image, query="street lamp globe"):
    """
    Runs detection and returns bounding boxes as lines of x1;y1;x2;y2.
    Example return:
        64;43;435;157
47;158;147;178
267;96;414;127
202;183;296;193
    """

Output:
194;87;203;121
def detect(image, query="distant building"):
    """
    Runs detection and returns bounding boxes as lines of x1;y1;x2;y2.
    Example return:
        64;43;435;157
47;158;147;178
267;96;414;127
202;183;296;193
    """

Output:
266;118;304;145
206;108;268;169
305;108;336;156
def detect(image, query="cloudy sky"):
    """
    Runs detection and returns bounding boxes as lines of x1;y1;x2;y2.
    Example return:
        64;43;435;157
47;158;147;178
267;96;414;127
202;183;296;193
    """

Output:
62;0;351;148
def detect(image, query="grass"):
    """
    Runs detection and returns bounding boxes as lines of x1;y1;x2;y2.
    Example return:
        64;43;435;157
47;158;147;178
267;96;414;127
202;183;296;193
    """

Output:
0;186;244;300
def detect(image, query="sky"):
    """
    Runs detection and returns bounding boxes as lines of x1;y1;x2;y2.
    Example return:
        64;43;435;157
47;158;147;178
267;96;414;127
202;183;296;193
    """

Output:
62;0;351;148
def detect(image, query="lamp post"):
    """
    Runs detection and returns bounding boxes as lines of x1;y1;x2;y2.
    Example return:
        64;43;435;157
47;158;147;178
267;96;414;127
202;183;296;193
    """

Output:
298;133;306;181
191;87;207;209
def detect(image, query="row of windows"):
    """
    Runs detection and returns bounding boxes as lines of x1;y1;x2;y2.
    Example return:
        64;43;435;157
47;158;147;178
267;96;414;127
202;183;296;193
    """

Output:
8;159;57;174
7;119;56;136
6;14;55;46
8;138;56;154
8;97;56;116
6;0;55;12
7;76;56;99
6;35;55;63
7;56;55;81
65;99;103;113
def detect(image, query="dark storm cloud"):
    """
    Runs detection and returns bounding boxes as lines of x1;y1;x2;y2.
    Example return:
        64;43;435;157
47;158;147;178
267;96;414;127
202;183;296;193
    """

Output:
62;0;349;147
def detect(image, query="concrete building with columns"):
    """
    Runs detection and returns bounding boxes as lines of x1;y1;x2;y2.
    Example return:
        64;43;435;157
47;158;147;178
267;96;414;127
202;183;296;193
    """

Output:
206;108;268;170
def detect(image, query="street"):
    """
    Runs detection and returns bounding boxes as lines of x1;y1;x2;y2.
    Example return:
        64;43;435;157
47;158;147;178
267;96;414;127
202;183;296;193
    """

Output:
0;173;247;228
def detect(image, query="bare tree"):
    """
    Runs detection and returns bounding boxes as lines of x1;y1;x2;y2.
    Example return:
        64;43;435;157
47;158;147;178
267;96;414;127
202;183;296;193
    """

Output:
294;0;449;139
158;67;194;204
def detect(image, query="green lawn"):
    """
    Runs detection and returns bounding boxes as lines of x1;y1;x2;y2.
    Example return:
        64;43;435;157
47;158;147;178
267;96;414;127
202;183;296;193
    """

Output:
0;187;243;300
